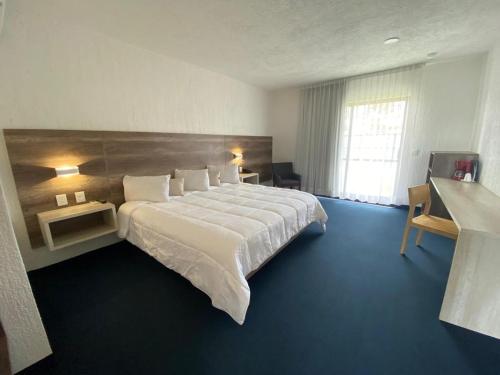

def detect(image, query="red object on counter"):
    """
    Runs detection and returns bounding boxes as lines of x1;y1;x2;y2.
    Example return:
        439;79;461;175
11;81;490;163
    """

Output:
453;160;472;181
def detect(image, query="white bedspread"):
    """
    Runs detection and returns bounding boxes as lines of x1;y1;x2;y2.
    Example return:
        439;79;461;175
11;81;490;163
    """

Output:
118;183;328;324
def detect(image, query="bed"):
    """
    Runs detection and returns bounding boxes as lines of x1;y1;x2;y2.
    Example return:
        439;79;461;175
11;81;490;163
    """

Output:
118;183;328;324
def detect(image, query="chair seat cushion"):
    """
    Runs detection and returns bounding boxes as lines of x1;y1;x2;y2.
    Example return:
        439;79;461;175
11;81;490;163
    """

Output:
411;215;459;238
280;179;300;186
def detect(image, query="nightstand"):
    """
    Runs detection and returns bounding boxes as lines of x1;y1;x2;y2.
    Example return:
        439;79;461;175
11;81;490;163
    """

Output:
37;202;118;251
239;172;259;184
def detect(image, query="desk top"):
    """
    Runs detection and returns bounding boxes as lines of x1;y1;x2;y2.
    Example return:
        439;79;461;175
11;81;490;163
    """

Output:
431;177;500;236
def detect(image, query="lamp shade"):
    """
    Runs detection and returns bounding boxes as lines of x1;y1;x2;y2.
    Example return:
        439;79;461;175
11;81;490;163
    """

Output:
55;166;79;177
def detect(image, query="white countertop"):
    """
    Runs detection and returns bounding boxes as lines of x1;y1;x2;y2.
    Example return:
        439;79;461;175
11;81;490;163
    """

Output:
431;177;500;236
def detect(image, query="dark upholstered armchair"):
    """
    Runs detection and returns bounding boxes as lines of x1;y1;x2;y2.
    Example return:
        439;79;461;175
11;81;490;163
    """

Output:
272;162;301;190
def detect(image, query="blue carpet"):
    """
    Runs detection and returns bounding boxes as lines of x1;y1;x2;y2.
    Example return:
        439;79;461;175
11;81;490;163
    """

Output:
22;198;500;375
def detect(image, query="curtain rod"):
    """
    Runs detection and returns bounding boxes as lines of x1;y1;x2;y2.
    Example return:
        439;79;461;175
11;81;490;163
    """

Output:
302;62;426;90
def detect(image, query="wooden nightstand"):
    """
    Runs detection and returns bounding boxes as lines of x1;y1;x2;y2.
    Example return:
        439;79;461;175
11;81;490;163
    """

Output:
37;202;118;251
239;172;259;184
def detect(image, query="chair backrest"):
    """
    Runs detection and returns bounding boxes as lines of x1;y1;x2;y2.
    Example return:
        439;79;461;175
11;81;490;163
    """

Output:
407;184;431;217
272;162;293;178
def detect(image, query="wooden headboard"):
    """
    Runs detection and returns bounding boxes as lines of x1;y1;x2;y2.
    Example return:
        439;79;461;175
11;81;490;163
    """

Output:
3;129;272;248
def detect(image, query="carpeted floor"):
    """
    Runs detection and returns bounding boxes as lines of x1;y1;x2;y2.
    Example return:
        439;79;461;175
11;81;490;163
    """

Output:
22;198;500;375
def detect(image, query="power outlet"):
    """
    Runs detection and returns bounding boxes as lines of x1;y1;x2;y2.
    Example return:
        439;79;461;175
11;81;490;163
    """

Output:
55;194;68;206
75;191;86;203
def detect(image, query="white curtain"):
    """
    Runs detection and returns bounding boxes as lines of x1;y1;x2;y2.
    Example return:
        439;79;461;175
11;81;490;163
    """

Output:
335;65;424;205
295;80;346;196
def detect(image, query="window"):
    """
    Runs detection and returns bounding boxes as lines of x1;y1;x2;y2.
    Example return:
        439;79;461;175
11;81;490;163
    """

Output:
339;99;407;204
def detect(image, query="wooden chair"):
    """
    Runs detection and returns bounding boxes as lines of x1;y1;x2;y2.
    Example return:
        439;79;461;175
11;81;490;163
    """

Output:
400;184;458;255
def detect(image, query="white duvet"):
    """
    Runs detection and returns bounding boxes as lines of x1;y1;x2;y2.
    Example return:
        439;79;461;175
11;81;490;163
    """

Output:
118;183;328;324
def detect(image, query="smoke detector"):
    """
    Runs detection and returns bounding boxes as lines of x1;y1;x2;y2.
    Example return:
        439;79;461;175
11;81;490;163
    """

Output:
384;37;400;45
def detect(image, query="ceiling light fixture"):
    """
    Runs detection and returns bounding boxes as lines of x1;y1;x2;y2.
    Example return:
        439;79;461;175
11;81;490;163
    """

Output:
384;37;400;45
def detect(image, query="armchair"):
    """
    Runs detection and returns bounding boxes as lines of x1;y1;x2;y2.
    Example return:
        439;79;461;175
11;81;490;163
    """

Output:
272;162;301;190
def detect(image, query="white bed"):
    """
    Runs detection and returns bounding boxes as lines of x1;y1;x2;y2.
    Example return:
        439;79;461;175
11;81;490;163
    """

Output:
118;183;328;324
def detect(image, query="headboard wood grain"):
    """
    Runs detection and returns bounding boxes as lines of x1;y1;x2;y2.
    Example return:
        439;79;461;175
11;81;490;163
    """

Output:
3;129;272;248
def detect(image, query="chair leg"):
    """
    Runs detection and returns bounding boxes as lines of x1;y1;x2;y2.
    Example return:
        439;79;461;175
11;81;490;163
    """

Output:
400;224;411;255
415;230;424;246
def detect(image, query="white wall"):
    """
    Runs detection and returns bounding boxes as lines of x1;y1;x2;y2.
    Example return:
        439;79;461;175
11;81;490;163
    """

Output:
0;0;270;270
0;181;52;373
476;42;500;196
414;54;486;156
410;54;487;181
269;88;300;162
269;54;487;181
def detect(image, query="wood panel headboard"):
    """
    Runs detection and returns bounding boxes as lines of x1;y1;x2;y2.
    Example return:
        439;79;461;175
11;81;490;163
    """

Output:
3;129;272;248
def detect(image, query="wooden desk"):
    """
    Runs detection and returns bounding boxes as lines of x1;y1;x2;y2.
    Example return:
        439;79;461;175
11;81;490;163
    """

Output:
431;177;500;339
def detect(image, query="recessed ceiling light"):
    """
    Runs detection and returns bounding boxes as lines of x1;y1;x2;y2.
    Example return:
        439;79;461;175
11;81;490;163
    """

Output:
384;37;400;45
427;52;438;59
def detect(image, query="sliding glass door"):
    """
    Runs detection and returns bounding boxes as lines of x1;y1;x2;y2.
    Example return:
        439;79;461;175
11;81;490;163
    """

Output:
295;65;422;204
338;98;408;204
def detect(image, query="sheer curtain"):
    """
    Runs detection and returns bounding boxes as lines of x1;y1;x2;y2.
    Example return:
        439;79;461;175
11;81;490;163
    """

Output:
335;65;423;205
295;80;346;196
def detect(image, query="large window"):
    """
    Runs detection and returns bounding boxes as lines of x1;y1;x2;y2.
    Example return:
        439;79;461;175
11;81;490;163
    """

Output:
339;99;407;204
296;65;420;204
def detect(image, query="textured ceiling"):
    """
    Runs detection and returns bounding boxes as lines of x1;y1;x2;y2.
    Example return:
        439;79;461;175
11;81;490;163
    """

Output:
54;0;500;89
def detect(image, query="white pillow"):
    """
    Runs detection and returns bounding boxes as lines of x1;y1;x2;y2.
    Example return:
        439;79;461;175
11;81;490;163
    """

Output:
208;164;240;184
123;175;170;202
175;169;210;191
208;170;221;186
169;178;184;196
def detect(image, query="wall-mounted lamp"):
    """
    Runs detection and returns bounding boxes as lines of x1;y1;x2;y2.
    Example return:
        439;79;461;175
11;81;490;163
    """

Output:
233;152;243;162
55;166;80;177
232;152;244;172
